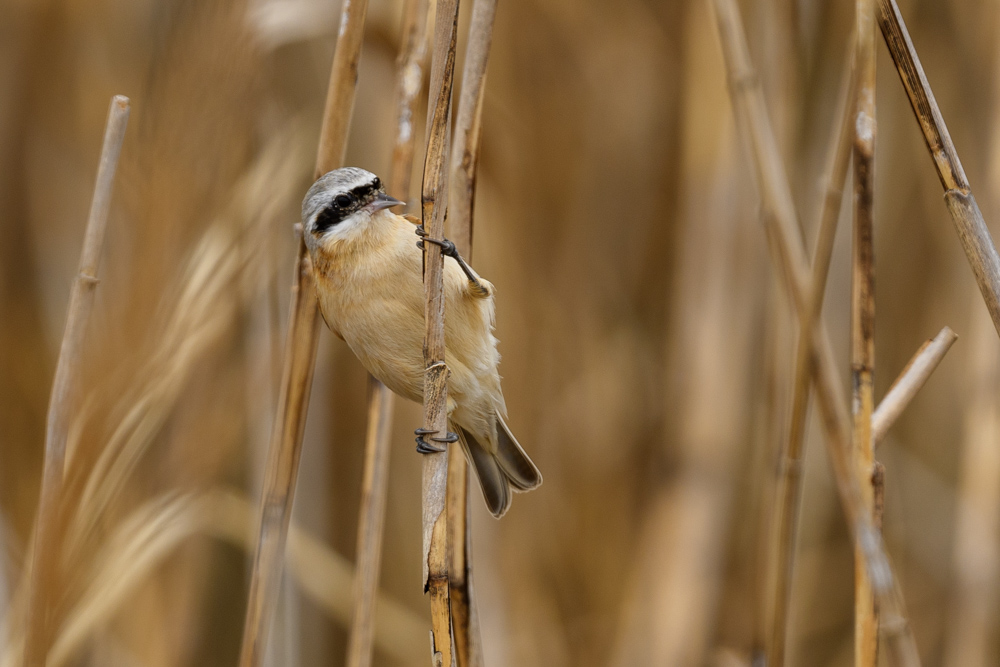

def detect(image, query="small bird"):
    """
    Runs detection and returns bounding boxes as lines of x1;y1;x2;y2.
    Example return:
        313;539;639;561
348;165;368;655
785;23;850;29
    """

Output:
302;167;541;517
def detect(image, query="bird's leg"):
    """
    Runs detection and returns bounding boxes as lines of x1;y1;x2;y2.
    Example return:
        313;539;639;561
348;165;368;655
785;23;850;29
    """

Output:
415;225;491;298
414;427;459;454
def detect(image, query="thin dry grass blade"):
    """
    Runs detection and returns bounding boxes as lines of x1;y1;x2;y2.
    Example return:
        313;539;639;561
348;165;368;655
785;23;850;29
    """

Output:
237;1;371;664
877;0;1000;339
49;494;199;667
420;0;462;664
445;0;497;664
68;228;241;552
5;494;199;667
63;130;303;561
15;134;302;667
22;95;129;667
767;44;854;667
206;490;427;665
345;2;430;665
3;489;427;667
709;2;921;663
872;327;958;446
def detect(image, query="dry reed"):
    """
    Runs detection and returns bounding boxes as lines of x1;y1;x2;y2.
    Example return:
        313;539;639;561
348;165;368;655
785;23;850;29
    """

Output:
709;0;922;662
236;0;371;664
872;327;958;446
5;129;303;664
346;1;430;665
941;48;1000;658
852;0;879;661
9;482;429;667
712;0;868;587
205;490;427;665
445;0;499;663
767;44;855;667
447;0;498;255
419;0;462;663
22;95;130;667
877;0;1000;338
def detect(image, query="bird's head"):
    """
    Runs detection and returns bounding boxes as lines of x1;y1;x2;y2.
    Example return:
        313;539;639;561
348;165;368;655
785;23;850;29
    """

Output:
301;167;404;248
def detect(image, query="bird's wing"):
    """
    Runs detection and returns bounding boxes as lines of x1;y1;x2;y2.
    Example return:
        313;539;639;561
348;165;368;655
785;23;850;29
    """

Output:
402;214;421;227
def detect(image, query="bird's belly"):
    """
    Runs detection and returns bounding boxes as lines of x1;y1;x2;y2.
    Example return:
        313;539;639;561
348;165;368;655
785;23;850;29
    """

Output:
351;328;425;403
322;288;426;403
313;236;500;415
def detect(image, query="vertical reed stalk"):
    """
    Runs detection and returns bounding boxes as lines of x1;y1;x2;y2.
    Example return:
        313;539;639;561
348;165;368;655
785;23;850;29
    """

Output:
852;0;879;661
445;447;472;664
237;1;370;664
346;1;430;665
446;0;498;664
448;0;498;254
767;46;855;667
345;378;397;667
22;95;130;667
421;0;461;664
712;0;864;586
877;0;1000;339
710;2;921;662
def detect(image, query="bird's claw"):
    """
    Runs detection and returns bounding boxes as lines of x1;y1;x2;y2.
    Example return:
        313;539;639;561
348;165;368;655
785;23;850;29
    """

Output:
414;427;458;454
415;437;445;454
414;225;488;296
415;225;457;257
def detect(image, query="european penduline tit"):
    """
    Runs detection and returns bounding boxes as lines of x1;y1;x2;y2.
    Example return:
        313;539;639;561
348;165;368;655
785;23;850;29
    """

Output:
301;167;542;518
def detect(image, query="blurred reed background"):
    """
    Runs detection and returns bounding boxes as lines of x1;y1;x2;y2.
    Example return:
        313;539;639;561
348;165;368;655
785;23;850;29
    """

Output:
1;0;1000;665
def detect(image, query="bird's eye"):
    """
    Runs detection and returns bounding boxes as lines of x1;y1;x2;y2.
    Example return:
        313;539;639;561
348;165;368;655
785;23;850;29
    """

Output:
334;194;353;208
373;177;382;190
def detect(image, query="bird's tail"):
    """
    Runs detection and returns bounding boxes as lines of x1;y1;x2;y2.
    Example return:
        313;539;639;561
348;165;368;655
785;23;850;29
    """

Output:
455;415;542;518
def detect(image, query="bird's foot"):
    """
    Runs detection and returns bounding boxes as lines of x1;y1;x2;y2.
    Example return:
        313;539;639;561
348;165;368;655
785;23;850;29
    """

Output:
414;427;458;454
415;225;489;296
415;225;458;258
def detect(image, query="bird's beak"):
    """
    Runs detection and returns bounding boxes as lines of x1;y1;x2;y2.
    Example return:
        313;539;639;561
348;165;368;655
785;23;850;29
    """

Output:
367;192;405;212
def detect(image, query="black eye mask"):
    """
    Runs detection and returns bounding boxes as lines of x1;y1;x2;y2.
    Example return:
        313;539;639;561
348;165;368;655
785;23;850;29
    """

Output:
313;178;383;234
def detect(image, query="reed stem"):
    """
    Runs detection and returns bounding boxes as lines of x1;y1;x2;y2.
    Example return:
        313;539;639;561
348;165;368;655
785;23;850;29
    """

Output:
709;1;921;662
872;327;957;446
445;0;498;663
345;378;397;667
237;0;370;663
767;45;854;667
22;95;130;667
878;0;1000;339
346;1;430;665
421;0;462;664
852;0;879;661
